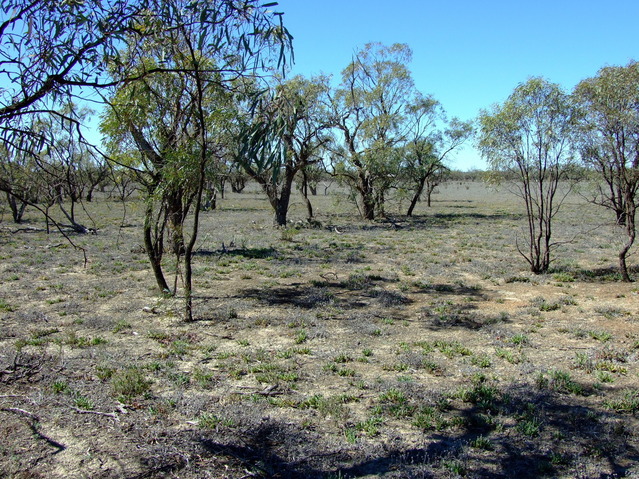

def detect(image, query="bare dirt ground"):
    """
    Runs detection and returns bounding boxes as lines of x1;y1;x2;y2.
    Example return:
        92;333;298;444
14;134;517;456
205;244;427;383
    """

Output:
1;181;638;478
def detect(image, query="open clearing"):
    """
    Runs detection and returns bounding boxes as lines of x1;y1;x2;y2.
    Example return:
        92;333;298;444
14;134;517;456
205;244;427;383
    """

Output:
1;181;638;478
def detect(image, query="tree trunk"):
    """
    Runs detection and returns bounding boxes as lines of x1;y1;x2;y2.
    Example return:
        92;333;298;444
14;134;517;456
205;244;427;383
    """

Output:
426;180;438;207
406;177;426;217
6;192;27;223
358;170;375;220
619;205;636;282
143;202;171;294
299;169;314;221
273;174;294;226
165;191;185;256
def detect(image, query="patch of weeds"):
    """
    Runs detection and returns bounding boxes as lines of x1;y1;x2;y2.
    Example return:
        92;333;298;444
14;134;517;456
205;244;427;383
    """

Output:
510;333;530;346
15;336;48;350
300;394;349;420
413;341;434;353
237;339;250;347
280;227;299;242
605;390;639;413
148;330;173;343
495;348;523;364
96;365;116;381
64;331;107;348
595;346;627;362
452;375;499;409
112;320;132;333
111;367;152;399
574;352;594;373
323;362;339;373
505;276;530;283
412;406;446;431
558;295;577;306
594;306;625;319
337;368;356;377
382;362;409;372
52;380;68;394
422;359;444;375
73;394;95;410
470;353;492;368
514;403;541;438
332;353;353;363
594;361;626;374
355;416;383;437
277;350;293;359
470;435;494;450
32;328;59;338
169;340;192;356
516;416;541;437
294;330;308;344
533;297;561;312
537;370;585;395
552;272;575;283
343;427;357;444
193;367;215;387
198;412;221;429
441;459;467;477
595;371;614;383
433;340;472;359
588;330;612;342
170;371;192;385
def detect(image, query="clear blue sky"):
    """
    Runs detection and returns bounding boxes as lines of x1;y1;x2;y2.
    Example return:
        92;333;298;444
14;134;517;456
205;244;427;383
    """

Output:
274;0;639;170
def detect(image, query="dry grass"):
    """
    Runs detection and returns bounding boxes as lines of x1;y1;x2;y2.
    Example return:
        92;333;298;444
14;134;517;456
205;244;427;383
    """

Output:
1;181;638;478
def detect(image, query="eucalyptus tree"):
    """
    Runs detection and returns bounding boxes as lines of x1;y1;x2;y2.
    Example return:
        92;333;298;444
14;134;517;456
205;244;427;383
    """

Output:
329;43;416;219
101;0;291;320
1;0;142;143
0;106;96;232
0;145;37;223
478;77;578;274
402;95;473;216
238;75;331;226
574;61;639;281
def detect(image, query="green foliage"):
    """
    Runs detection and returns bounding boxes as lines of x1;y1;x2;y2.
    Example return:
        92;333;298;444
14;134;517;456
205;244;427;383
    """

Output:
111;367;152;399
478;77;578;274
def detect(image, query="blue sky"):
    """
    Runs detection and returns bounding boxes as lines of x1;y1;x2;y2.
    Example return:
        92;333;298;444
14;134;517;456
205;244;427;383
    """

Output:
274;0;639;170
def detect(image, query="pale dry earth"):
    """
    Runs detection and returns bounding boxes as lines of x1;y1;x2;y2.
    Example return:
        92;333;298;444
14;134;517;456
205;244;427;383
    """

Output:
1;181;638;478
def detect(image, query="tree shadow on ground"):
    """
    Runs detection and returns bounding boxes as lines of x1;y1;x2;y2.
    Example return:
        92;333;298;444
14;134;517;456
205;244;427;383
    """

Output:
572;264;639;282
238;278;408;311
132;383;639;478
195;246;278;259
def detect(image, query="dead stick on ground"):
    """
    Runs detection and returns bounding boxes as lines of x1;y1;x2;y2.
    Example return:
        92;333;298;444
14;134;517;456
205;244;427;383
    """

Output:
2;407;39;420
71;407;119;420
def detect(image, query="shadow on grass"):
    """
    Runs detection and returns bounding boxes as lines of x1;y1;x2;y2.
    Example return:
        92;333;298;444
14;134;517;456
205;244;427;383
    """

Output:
576;265;639;283
133;383;638;478
195;246;277;259
238;281;408;311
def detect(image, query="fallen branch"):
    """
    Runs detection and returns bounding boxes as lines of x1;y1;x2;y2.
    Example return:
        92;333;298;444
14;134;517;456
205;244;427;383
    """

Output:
1;407;39;420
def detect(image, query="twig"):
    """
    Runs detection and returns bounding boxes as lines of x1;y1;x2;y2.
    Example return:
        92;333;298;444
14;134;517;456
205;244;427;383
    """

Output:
71;407;119;420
